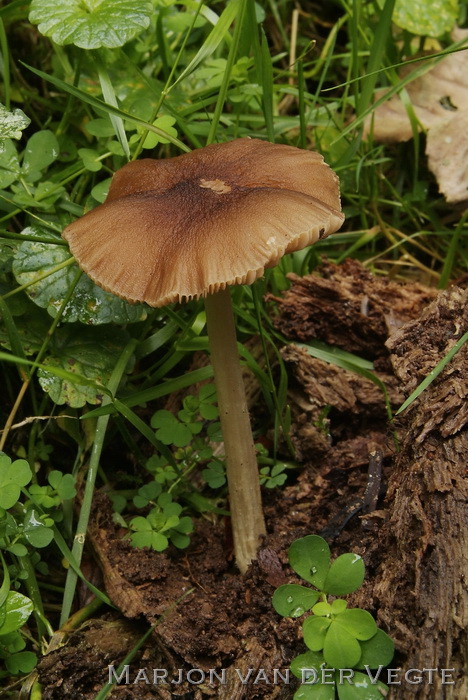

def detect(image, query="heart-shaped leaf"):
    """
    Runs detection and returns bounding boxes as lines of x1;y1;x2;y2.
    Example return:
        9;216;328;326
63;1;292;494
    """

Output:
323;622;362;669
337;671;389;700
322;553;365;595
290;650;327;681
333;609;377;641
303;615;332;652
272;584;320;618
288;535;331;588
294;684;335;700
355;628;395;669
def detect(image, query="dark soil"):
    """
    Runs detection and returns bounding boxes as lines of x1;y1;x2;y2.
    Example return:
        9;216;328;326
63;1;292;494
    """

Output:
19;261;467;700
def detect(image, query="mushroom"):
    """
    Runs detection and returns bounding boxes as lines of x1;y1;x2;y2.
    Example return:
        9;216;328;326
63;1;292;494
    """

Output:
62;138;344;573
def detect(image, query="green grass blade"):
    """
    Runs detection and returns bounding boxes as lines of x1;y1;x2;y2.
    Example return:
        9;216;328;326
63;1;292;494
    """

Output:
356;0;396;116
96;60;130;159
170;0;240;91
60;338;137;625
113;398;180;471
207;0;247;144
81;366;215;419
438;215;467;289
0;18;10;109
260;28;275;142
20;62;190;153
297;341;393;422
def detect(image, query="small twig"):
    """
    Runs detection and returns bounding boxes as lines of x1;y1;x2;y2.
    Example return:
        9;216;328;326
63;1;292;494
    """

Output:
0;414;77;433
362;449;383;514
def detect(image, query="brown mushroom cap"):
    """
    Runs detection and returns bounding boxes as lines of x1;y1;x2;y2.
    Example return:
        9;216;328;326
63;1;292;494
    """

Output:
62;138;344;306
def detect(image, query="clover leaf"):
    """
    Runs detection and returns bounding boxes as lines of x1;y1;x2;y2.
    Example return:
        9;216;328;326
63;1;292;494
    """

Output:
202;460;226;489
288;535;331;589
322;553;365;595
22;509;54;548
272;584;320;618
151;410;194;447
0;455;32;510
355;628;395;669
48;471;76;500
29;0;153;50
129;492;193;551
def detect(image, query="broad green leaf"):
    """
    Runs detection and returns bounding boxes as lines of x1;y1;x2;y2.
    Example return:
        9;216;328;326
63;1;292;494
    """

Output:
0;104;30;140
334;609;377;641
390;0;458;37
38;326;130;407
294;684;335;700
288;535;331;588
290;650;327;680
337;671;389;700
0;456;32;510
13;239;147;324
21;62;190;153
272;584;320;618
29;0;153;49
356;628;395;669
322;554;365;595
0;138;20;188
0;306;50;357
22;130;59;174
0;592;34;636
303;615;332;652
323;622;362;669
22;509;54;548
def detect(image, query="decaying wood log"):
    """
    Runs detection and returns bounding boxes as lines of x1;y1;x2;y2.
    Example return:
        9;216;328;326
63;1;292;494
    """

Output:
366;287;467;700
275;262;466;698
280;344;403;462
273;258;437;360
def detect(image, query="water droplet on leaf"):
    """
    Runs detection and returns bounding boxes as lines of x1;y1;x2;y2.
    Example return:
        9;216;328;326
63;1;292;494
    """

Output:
291;606;305;617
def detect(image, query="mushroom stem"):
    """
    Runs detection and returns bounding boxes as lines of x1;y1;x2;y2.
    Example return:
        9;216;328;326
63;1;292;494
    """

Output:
204;287;266;573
